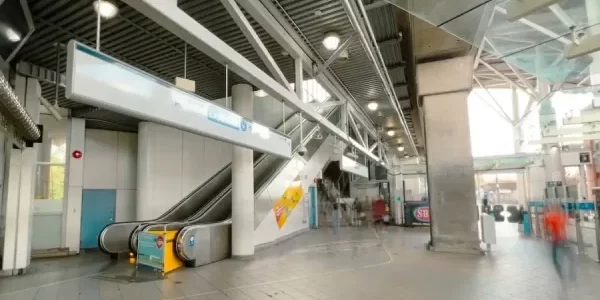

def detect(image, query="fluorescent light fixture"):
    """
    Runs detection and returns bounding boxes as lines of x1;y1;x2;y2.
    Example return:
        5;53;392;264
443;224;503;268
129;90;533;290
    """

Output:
5;28;20;42
254;89;268;97
397;146;404;152
387;130;395;137
323;32;340;50
367;101;378;111
93;0;119;19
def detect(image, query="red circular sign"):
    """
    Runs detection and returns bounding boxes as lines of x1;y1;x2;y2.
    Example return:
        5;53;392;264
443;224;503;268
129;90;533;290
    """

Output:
413;207;430;223
72;150;83;159
156;236;164;249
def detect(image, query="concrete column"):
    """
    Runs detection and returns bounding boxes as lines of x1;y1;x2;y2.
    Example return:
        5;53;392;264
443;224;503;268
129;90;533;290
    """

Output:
63;118;85;254
511;85;527;204
1;76;40;275
538;81;565;185
418;56;480;254
231;84;254;258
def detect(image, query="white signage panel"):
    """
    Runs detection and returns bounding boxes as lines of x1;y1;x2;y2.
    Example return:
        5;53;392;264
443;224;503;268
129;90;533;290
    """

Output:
340;155;368;178
65;40;291;158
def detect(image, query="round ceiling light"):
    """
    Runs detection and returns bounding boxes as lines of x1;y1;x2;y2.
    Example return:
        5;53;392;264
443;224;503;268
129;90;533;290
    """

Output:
254;89;268;97
323;32;340;51
387;130;395;137
93;0;119;19
397;146;404;152
5;28;20;42
367;101;378;111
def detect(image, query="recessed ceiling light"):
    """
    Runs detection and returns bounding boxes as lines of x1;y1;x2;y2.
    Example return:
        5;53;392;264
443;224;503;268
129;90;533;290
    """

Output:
404;154;409;158
387;130;395;137
367;101;378;111
254;89;268;97
323;32;340;50
93;0;119;19
397;146;404;152
5;28;20;42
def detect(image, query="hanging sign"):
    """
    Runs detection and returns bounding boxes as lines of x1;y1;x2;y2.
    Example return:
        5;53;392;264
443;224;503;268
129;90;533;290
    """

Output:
66;40;291;158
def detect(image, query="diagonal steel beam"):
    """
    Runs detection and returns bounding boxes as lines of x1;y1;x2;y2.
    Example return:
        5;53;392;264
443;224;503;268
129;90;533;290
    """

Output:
479;60;537;99
125;0;381;162
348;110;367;148
369;143;377;153
473;76;514;125
495;6;571;45
484;38;538;99
243;0;380;142
220;0;290;89
315;34;356;76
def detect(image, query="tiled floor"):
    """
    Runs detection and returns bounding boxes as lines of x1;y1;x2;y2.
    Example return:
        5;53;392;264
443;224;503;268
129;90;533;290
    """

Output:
2;224;600;300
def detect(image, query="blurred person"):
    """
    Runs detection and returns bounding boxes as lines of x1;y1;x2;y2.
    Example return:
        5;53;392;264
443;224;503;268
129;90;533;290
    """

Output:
372;197;386;232
332;202;340;234
544;203;576;280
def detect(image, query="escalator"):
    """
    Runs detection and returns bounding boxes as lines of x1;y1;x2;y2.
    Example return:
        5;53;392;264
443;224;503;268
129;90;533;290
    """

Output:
172;110;341;266
98;104;337;255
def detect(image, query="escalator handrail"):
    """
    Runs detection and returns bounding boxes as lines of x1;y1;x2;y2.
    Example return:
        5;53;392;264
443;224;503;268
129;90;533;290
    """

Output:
99;109;305;254
126;106;337;253
185;107;339;224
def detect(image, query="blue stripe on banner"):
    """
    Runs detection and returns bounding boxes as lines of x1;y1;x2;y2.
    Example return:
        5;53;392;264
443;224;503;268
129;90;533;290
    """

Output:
527;201;595;211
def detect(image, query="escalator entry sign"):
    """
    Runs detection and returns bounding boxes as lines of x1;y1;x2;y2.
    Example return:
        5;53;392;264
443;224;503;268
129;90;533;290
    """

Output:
189;236;195;247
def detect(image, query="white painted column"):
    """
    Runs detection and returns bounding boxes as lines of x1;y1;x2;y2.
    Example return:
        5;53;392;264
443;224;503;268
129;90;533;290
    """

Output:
512;85;527;205
1;76;40;274
136;122;152;220
231;84;254;258
63;118;85;254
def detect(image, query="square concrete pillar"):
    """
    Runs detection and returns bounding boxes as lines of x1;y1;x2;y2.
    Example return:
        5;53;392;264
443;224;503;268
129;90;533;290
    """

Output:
418;56;481;254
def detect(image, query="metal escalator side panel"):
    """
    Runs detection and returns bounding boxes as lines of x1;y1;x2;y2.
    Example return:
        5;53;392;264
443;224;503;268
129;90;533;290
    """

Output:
98;159;234;254
99;222;142;254
100;105;317;254
176;220;232;263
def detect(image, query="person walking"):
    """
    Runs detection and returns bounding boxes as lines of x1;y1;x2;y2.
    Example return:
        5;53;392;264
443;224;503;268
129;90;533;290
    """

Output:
332;202;340;234
544;204;575;280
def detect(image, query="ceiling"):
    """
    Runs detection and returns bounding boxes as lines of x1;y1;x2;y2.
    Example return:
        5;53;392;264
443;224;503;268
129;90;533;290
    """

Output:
10;0;419;156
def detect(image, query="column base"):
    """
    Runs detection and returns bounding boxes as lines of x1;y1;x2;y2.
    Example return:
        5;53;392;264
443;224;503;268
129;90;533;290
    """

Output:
231;254;254;260
426;242;484;255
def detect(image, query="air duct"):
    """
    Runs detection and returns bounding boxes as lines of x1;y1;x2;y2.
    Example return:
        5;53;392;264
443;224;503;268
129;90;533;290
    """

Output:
0;72;41;142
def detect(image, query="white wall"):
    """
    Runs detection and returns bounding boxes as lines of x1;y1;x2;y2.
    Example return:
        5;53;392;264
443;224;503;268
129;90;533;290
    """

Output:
526;165;546;201
254;136;345;246
83;130;137;222
136;95;291;221
137;122;232;220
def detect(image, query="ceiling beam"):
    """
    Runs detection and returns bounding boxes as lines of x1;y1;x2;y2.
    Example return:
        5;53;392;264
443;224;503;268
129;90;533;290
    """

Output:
245;0;381;142
386;62;405;71
314;34;356;76
365;1;388;10
124;0;382;162
377;36;402;47
219;0;290;89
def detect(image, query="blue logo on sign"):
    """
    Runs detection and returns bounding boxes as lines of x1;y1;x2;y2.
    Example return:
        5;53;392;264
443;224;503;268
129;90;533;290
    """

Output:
189;236;195;247
240;120;248;131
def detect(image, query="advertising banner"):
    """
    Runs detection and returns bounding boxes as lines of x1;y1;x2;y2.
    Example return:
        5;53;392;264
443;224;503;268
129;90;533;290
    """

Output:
273;181;304;229
137;231;166;271
404;202;430;226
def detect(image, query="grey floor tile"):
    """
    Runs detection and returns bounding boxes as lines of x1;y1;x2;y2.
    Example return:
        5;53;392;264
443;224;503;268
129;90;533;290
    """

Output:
3;226;600;299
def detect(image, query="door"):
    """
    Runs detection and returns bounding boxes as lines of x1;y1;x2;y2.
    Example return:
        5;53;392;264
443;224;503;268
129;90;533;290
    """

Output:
81;189;116;249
